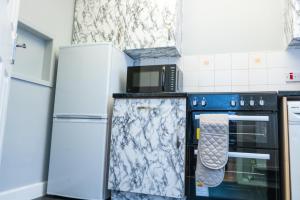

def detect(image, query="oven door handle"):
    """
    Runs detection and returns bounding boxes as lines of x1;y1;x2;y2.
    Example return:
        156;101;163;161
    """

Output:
194;150;270;160
194;115;269;122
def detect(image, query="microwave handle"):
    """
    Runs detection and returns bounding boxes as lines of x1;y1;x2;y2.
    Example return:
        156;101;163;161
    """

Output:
161;66;165;91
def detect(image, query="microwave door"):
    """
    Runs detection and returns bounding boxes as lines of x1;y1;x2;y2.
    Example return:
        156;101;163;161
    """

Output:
127;66;164;93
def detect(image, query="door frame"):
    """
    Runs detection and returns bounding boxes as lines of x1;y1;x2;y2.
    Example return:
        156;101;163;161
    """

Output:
0;0;20;165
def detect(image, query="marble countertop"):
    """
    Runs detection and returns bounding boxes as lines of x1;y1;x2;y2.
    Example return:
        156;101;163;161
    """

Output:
113;92;187;98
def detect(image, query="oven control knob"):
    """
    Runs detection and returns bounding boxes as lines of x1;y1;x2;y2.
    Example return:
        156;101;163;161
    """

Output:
250;100;255;106
192;98;198;106
240;100;245;106
201;98;207;107
230;100;236;107
259;99;265;106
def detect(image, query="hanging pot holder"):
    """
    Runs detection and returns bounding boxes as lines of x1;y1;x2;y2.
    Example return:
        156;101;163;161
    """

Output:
199;114;229;170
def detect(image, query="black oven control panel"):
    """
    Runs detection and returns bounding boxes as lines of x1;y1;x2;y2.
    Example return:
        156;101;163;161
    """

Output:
188;92;278;111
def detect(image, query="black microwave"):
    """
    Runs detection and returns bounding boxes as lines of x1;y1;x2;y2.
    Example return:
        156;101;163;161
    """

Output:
126;65;183;93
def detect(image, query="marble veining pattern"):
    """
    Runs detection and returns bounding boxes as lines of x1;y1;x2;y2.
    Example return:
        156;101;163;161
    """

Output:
111;191;186;200
72;0;182;54
125;47;180;60
108;98;186;198
124;0;179;50
284;0;300;48
72;0;127;49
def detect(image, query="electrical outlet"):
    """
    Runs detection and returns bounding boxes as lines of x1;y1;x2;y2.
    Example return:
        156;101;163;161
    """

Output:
286;72;300;82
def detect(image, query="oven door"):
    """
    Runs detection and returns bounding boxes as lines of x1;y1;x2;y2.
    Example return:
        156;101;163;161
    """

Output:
190;111;278;149
126;66;165;93
186;146;280;200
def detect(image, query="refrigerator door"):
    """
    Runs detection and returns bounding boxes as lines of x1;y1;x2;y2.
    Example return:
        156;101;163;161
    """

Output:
47;118;110;200
54;44;111;117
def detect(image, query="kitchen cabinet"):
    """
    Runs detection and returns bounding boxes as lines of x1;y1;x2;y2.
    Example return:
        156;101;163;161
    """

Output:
124;0;182;59
72;0;182;58
284;0;300;48
108;97;186;199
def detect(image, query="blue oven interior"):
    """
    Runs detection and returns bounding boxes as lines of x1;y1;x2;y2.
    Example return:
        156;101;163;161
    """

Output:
186;93;280;200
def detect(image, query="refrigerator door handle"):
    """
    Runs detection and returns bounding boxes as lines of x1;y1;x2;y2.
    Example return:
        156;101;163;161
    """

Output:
53;113;107;119
53;118;107;123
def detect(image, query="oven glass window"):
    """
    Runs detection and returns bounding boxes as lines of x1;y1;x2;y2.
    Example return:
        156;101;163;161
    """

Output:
225;157;268;186
213;154;279;200
191;112;277;149
132;71;160;87
230;120;268;144
187;147;280;200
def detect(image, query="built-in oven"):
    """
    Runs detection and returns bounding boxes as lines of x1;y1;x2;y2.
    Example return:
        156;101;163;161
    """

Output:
126;64;183;93
186;93;280;200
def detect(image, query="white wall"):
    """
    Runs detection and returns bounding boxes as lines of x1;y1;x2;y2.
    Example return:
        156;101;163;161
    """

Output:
0;0;75;199
182;0;285;55
179;0;300;92
19;0;75;50
18;0;75;83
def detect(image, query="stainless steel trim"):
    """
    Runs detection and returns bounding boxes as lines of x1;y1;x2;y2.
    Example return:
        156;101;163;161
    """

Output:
194;150;270;160
226;171;265;176
282;97;291;200
194;115;269;122
228;152;270;160
229;132;266;136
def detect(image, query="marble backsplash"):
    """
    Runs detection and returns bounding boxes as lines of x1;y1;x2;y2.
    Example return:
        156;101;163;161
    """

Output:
72;0;182;52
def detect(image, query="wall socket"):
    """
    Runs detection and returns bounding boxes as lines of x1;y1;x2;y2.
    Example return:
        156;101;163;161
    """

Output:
286;72;300;82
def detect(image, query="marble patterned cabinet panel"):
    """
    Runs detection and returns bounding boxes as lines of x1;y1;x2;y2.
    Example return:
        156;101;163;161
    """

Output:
73;0;127;49
284;0;300;48
108;98;186;199
72;0;182;57
111;191;186;200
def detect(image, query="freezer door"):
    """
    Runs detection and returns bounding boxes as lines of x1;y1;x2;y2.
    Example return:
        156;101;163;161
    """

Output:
289;124;300;200
54;44;111;116
47;118;110;200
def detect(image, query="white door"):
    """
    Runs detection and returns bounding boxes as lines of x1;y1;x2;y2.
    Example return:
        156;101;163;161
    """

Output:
53;44;111;118
0;0;20;165
47;118;110;200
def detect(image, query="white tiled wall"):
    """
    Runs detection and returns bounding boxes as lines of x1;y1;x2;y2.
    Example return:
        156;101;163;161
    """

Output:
181;50;300;92
130;50;300;92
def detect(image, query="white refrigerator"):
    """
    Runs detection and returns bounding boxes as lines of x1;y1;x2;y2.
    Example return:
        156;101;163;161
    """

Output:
47;43;132;200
